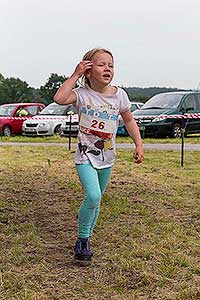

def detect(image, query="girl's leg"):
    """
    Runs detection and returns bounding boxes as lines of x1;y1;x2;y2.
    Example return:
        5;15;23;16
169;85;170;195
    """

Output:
89;166;112;236
76;163;102;238
98;167;112;194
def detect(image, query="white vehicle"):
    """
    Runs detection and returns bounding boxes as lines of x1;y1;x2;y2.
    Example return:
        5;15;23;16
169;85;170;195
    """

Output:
22;102;77;136
60;106;79;136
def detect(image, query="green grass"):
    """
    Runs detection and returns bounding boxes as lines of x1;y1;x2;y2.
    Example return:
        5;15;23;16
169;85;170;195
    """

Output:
1;133;200;144
0;134;74;143
0;146;200;299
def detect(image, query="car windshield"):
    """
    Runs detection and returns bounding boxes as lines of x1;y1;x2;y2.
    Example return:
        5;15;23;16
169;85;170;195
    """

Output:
142;94;184;109
0;105;17;116
131;104;138;111
39;104;69;115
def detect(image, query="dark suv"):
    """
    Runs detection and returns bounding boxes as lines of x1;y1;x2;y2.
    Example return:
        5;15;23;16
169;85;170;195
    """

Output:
132;91;200;138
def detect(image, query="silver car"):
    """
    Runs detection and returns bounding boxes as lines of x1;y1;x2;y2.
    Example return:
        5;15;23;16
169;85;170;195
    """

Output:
22;103;77;136
60;106;79;136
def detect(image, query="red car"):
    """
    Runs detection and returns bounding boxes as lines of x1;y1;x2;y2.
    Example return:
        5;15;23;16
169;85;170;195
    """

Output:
0;103;45;136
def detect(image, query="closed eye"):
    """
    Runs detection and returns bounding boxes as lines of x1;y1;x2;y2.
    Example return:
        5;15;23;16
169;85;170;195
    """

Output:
97;63;114;67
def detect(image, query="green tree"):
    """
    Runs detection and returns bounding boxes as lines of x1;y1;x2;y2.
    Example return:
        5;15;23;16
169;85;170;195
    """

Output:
39;73;67;104
0;74;5;104
0;75;33;104
0;73;4;81
129;95;149;103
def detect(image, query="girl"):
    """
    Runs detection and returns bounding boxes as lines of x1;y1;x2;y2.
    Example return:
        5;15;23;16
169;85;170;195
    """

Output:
54;48;144;264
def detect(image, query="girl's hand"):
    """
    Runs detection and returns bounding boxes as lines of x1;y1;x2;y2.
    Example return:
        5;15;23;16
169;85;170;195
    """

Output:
73;60;93;78
134;146;144;164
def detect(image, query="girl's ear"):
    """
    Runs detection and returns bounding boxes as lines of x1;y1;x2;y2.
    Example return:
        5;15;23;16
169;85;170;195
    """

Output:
85;70;91;78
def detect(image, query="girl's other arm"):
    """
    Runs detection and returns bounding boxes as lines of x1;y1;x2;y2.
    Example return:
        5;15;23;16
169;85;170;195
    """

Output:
120;110;144;164
54;60;93;105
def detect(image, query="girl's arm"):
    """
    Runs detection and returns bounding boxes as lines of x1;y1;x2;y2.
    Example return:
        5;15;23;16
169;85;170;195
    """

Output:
120;110;144;164
54;60;93;105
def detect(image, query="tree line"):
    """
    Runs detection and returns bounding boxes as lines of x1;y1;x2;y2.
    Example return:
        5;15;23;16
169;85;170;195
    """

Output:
123;86;189;103
0;73;67;105
0;73;189;105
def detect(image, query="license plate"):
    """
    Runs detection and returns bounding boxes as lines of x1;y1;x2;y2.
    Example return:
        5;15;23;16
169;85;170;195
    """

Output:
65;125;77;131
139;126;145;131
26;128;36;132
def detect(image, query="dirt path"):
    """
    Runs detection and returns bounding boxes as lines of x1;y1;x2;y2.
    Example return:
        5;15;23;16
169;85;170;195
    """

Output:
1;141;200;151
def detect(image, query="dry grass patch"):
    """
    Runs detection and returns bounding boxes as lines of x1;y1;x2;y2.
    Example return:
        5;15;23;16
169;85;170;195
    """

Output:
0;146;199;300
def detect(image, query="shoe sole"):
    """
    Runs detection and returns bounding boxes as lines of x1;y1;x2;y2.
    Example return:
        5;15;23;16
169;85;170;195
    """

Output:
74;258;91;267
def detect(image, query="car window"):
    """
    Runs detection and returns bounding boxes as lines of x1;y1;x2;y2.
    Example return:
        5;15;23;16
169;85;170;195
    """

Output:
142;93;183;109
66;106;78;114
15;107;29;117
0;105;17;116
195;94;200;109
25;106;38;116
131;104;138;112
183;95;197;111
40;104;69;115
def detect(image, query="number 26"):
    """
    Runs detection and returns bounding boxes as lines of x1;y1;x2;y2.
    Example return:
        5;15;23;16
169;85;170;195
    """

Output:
91;120;105;130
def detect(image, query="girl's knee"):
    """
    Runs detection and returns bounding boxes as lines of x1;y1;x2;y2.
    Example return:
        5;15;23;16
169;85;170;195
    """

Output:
87;191;101;208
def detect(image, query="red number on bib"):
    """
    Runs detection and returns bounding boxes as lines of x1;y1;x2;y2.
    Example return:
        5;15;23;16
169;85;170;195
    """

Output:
91;120;98;128
91;120;105;130
99;122;105;129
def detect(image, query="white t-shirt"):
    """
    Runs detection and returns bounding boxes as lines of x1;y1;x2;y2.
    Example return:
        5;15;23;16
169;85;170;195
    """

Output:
73;86;131;169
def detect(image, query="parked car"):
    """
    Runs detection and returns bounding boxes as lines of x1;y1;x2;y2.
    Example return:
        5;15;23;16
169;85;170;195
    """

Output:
132;91;200;138
60;106;79;136
0;102;45;136
117;102;144;136
22;102;78;136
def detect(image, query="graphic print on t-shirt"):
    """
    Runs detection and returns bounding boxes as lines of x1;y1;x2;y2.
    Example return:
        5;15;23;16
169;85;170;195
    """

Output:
74;86;131;168
79;105;118;139
78;137;113;162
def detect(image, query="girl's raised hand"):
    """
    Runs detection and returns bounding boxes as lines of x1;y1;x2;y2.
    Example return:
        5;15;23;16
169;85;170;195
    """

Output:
74;60;93;78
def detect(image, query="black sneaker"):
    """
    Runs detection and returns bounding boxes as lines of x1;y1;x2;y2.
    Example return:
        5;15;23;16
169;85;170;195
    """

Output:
74;238;93;265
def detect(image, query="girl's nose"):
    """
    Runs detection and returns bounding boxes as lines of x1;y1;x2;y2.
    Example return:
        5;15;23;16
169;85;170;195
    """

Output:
104;65;111;71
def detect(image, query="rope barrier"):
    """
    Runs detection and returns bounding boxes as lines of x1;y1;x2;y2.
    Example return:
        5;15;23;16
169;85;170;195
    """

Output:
1;113;200;120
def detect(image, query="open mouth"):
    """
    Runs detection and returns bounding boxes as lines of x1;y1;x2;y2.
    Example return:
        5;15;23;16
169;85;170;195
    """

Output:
103;74;111;78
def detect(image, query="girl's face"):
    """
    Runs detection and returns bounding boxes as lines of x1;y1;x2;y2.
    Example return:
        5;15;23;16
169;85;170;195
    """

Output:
87;51;114;86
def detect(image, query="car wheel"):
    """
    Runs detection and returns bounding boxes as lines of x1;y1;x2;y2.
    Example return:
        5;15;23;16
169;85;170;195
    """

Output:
3;126;12;137
54;125;61;135
171;123;181;138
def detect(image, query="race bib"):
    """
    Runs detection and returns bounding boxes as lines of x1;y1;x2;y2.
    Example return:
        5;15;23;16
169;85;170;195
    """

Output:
79;105;118;139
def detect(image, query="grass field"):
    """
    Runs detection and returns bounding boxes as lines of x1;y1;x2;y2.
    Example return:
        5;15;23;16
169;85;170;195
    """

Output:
1;134;200;144
0;145;200;300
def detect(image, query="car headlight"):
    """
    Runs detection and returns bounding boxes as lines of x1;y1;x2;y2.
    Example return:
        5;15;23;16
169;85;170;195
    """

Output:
39;122;50;128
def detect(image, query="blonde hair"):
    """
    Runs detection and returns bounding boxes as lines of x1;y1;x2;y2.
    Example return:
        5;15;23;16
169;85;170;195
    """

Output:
81;48;114;87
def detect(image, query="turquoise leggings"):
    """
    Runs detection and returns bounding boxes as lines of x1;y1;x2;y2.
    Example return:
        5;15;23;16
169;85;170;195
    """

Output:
76;163;112;238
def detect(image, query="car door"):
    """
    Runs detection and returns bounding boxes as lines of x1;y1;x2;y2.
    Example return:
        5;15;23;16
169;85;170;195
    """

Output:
181;94;199;133
14;106;28;133
193;94;200;133
14;105;39;133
